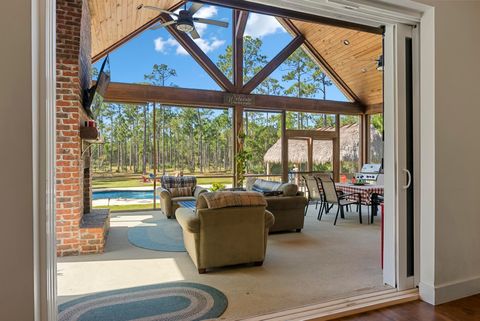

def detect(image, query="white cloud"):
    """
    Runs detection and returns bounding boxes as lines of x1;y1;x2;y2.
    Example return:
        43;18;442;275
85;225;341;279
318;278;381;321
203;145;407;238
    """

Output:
175;37;225;55
154;36;225;55
245;13;286;38
154;37;168;52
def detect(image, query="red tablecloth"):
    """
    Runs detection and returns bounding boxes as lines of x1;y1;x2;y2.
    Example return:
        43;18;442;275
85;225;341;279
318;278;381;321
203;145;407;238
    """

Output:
335;183;384;205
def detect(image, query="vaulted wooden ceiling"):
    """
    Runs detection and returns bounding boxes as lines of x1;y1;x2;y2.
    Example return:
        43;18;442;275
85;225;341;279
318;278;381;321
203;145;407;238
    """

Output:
88;0;383;108
89;0;184;60
284;19;383;106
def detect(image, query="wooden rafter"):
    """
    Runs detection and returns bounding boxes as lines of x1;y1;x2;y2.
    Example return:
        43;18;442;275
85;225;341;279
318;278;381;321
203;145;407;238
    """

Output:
241;35;304;94
92;1;185;63
103;82;364;114
159;13;235;92
280;18;363;105
233;10;249;90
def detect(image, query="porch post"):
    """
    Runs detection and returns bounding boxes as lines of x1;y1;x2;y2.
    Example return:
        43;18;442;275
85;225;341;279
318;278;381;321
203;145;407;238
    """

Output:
281;111;289;182
234;105;244;187
307;137;313;172
153;103;157;209
359;113;368;168
333;114;340;182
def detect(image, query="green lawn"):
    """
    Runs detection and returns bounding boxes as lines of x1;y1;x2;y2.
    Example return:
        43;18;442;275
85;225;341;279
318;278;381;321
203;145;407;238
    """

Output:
92;174;233;189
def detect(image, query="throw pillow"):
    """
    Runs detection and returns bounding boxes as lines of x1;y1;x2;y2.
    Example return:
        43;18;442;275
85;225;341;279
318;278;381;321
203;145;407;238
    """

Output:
280;183;298;196
169;187;192;197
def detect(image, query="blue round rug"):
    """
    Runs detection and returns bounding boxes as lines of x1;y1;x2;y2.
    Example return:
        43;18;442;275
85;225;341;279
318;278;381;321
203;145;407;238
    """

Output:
128;219;186;252
58;282;228;321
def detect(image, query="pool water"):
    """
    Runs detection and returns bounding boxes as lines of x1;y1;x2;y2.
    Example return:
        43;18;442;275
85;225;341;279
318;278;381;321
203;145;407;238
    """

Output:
93;190;154;200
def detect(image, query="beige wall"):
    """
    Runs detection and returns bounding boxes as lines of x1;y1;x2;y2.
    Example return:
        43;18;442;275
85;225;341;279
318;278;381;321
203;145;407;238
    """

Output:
421;0;480;303
0;1;36;320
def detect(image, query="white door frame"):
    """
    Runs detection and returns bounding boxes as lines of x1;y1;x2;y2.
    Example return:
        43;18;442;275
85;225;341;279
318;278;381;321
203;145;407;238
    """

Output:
34;1;434;320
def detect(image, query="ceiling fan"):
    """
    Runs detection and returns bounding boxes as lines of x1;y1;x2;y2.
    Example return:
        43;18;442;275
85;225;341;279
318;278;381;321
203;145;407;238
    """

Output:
137;2;229;39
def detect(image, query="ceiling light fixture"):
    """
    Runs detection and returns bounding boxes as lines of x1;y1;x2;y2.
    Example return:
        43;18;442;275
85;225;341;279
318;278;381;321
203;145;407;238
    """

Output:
175;17;195;33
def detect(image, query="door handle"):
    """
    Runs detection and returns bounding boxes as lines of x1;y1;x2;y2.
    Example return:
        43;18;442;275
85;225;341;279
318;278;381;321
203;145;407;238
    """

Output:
402;169;411;189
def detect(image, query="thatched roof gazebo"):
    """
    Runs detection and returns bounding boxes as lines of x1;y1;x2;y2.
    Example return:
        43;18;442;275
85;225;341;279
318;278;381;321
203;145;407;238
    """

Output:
263;124;382;166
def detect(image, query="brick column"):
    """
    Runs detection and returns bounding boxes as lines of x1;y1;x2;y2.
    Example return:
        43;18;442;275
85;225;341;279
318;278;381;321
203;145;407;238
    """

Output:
56;0;91;256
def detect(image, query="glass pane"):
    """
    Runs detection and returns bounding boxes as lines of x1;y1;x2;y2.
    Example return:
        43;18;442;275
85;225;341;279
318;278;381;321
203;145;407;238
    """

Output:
244;111;282;175
369;114;384;164
312;140;333;173
256;47;348;102
286;111;336;130
340;115;360;179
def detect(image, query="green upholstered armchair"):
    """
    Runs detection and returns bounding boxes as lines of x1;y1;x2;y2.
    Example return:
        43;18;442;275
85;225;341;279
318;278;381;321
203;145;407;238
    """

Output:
175;193;275;274
155;176;207;219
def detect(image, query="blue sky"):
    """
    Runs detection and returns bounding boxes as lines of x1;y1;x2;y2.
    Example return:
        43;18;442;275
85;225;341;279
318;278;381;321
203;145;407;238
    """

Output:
94;2;347;101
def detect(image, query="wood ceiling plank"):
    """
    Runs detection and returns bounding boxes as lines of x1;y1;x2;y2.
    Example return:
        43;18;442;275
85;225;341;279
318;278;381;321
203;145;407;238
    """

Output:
288;19;383;106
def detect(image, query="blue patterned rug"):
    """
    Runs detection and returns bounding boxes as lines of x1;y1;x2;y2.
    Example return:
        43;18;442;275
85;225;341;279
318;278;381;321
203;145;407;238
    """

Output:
58;282;228;321
128;219;186;252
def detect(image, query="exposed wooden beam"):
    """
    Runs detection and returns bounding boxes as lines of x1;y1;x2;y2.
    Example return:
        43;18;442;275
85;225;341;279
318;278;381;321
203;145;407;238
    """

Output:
92;1;185;63
159;13;235;92
191;0;383;35
233;10;249;90
281;111;288;182
280;18;363;104
104;82;364;115
236;10;249;38
366;103;383;114
242;35;304;94
285;130;337;140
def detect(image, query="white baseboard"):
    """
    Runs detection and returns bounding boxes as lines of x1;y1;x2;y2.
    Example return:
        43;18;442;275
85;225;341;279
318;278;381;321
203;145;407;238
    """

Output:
420;275;480;305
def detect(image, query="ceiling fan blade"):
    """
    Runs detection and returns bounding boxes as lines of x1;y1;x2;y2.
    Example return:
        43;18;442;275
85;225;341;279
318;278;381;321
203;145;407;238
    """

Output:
190;28;201;39
141;5;178;16
188;2;204;15
193;18;229;28
150;20;177;30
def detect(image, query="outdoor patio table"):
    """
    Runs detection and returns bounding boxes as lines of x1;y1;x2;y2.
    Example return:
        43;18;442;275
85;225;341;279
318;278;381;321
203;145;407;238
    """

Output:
335;183;384;205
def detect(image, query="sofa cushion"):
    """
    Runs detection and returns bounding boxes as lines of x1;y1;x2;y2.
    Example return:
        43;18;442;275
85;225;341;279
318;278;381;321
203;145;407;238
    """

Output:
252;179;282;192
169;187;193;197
279;183;298;196
199;191;267;209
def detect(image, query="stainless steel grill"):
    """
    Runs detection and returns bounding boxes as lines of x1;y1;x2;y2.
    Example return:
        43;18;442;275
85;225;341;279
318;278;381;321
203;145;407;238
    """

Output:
355;164;384;184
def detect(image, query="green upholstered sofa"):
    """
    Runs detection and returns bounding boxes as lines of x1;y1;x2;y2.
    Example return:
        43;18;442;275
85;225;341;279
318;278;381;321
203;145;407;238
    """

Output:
246;178;308;233
175;192;275;274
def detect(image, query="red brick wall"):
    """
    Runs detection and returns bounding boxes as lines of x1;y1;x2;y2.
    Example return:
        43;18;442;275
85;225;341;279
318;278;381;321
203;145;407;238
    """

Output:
56;0;91;256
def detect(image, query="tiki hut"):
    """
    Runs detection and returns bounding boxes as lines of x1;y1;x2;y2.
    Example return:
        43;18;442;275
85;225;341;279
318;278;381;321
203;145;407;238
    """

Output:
263;123;383;169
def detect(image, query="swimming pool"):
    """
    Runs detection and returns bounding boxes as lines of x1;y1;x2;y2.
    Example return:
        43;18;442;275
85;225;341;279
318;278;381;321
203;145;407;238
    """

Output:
93;190;154;200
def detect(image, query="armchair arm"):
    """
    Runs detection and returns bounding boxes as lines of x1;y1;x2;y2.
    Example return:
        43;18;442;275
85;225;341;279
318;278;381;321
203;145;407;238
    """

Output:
176;208;200;233
194;185;208;198
157;187;174;217
265;210;275;229
156;187;171;200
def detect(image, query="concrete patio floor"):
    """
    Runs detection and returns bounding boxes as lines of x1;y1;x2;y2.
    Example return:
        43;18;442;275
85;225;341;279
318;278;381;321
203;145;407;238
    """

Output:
57;206;389;320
